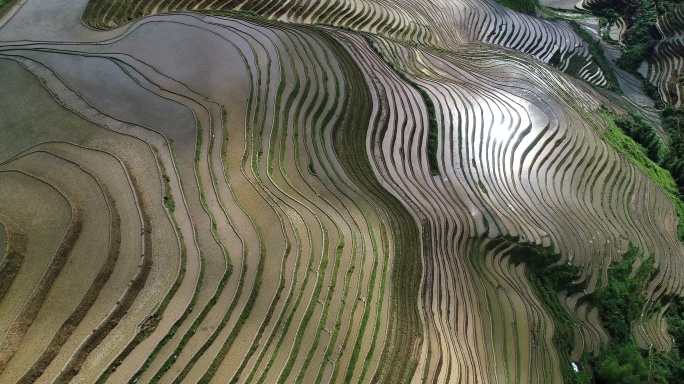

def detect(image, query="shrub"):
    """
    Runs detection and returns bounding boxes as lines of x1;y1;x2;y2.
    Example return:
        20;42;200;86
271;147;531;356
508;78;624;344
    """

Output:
494;0;538;16
595;343;649;384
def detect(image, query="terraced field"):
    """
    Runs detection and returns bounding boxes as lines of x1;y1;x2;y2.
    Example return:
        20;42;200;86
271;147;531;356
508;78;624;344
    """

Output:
652;4;684;107
2;0;684;383
581;0;684;109
0;223;6;264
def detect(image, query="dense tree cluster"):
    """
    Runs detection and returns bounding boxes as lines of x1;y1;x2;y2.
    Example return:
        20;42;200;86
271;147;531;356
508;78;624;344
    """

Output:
494;0;538;16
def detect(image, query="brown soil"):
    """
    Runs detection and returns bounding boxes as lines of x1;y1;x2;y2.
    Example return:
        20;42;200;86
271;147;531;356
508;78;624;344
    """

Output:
0;224;26;303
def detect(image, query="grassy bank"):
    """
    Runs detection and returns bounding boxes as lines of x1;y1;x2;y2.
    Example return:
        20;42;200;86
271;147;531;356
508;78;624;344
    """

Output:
331;32;423;383
494;0;538;16
499;237;590;383
363;36;440;175
0;0;19;18
597;109;684;239
499;238;678;383
569;21;622;93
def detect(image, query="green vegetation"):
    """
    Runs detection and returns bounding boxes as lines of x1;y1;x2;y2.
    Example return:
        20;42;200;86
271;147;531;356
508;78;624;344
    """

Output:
96;149;191;383
0;0;14;12
16;1;684;382
586;0;684;241
659;107;684;192
613;114;668;161
592;246;653;344
584;246;676;384
229;9;266;20
421;88;441;175
598;110;676;194
591;0;662;71
364;36;440;175
134;118;234;383
594;343;650;383
513;238;684;383
329;34;422;383
569;21;622;94
499;237;684;383
572;2;684;371
510;243;578;355
502;237;591;383
494;0;538;16
611;108;684;203
0;0;19;19
650;297;684;383
162;174;175;212
344;220;379;384
617;0;660;72
499;235;680;383
597;109;684;239
643;78;666;110
594;110;684;238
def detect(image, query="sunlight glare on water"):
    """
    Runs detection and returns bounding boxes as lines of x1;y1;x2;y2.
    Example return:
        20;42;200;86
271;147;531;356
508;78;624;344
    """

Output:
490;121;512;142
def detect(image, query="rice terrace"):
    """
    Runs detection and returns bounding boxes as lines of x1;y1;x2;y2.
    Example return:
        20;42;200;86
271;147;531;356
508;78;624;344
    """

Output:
4;0;684;382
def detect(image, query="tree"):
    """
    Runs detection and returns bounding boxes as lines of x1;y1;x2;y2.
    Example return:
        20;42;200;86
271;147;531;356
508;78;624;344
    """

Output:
596;344;649;384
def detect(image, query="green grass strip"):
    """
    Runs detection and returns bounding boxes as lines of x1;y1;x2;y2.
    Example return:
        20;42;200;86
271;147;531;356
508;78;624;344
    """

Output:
596;109;684;239
494;0;538;16
364;35;441;175
569;21;622;94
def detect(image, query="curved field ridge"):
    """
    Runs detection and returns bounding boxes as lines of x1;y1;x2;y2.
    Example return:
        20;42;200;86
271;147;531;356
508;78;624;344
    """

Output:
81;0;608;87
585;0;684;108
651;4;684;107
2;0;684;383
333;32;684;381
0;13;421;383
0;56;179;383
0;222;26;304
